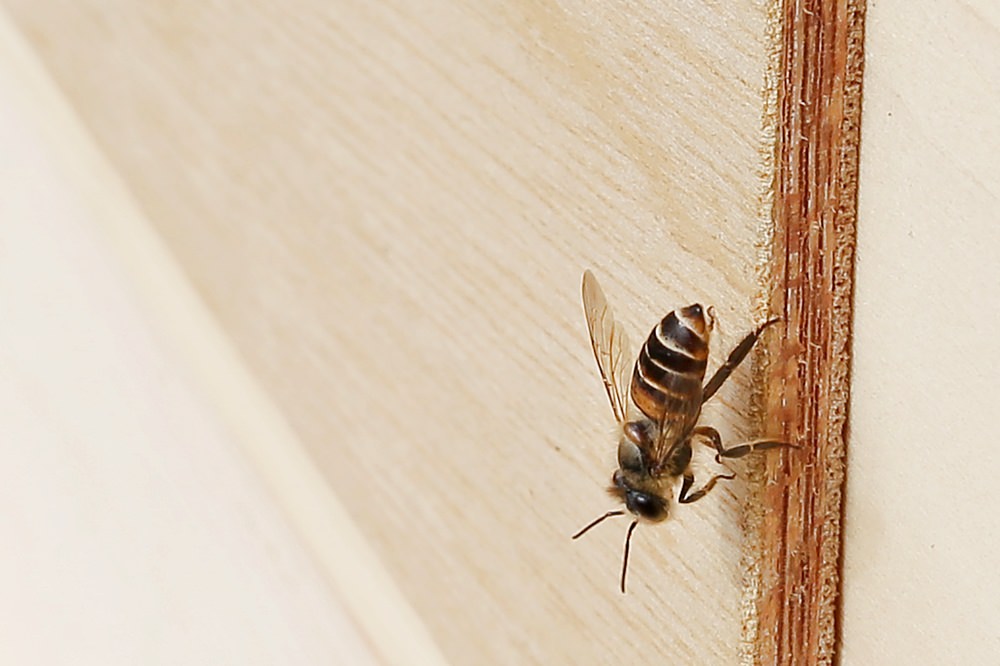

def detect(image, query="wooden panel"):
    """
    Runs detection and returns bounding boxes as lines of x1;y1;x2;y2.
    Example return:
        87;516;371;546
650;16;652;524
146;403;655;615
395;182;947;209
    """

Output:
0;22;378;664
842;0;1000;662
3;1;794;663
749;1;865;664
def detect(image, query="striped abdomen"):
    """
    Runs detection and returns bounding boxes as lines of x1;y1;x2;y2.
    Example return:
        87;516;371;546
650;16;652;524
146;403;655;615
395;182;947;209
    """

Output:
630;304;712;424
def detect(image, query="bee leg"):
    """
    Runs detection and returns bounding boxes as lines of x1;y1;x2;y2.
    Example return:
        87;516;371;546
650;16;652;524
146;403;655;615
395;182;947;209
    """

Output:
693;425;797;462
678;470;736;504
715;439;798;462
692;425;727;457
701;317;780;403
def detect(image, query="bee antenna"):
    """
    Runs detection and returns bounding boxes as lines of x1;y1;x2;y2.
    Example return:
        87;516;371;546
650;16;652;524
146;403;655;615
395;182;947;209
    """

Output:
620;520;639;594
571;510;625;539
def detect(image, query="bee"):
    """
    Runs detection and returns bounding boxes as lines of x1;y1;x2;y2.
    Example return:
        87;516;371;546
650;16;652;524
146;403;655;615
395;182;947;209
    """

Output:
574;270;795;593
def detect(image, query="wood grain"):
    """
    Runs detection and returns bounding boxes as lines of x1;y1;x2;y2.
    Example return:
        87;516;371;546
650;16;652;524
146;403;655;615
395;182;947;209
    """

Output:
0;0;847;663
0;17;382;663
7;1;1000;662
746;0;866;664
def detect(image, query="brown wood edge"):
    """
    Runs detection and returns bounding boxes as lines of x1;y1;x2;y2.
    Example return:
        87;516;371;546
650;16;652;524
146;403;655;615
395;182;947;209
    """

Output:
743;0;866;664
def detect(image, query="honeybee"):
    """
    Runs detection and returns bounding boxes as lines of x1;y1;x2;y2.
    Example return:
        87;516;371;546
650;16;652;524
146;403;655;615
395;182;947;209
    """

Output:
574;270;794;593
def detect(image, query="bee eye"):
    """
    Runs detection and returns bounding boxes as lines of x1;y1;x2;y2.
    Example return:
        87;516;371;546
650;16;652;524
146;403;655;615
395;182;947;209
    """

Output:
628;492;666;520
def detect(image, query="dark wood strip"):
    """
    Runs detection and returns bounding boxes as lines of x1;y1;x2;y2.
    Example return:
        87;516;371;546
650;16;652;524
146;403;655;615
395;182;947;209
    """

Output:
748;1;866;665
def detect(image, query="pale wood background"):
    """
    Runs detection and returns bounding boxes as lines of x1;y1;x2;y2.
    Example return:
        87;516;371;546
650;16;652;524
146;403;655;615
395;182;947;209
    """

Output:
841;0;1000;662
2;0;999;664
0;25;381;663
1;1;775;663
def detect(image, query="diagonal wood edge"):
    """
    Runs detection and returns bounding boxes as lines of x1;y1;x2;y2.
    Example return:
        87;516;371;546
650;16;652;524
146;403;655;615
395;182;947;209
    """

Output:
747;0;867;664
0;12;448;665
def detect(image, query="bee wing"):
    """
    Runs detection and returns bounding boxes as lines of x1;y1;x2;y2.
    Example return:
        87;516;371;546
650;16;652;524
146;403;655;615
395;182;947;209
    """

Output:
647;395;702;471
582;270;633;425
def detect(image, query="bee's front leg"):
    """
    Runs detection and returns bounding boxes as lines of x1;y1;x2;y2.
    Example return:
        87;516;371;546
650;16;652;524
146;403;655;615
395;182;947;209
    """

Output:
677;469;736;505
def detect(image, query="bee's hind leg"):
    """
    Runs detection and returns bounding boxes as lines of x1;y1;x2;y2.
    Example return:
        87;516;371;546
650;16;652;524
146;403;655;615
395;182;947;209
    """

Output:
692;425;798;463
678;470;736;505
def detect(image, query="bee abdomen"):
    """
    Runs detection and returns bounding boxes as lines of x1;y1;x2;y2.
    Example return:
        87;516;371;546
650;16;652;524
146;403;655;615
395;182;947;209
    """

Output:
630;304;711;421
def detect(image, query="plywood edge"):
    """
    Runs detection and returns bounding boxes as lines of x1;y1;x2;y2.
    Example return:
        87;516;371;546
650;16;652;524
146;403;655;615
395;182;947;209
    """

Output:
0;12;447;666
739;0;785;660
743;1;866;664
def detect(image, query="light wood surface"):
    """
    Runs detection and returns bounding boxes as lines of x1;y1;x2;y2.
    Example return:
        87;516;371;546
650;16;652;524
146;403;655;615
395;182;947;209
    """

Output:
0;19;381;664
6;0;998;663
1;1;783;663
841;0;1000;662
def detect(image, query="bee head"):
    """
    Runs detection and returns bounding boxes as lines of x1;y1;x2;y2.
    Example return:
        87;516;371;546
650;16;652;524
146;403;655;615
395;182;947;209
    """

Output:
610;466;669;523
610;436;670;522
624;488;668;521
